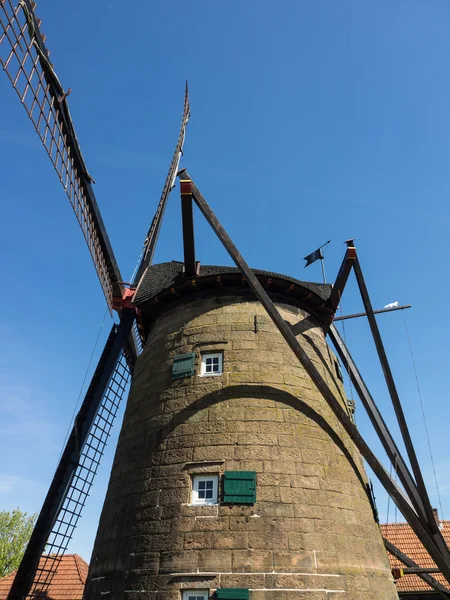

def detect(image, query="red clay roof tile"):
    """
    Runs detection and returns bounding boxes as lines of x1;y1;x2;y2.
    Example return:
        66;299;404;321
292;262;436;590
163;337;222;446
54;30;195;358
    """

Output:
380;520;450;593
0;555;88;600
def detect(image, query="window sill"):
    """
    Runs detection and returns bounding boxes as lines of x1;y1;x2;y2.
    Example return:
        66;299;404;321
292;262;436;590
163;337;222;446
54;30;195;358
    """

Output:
183;460;225;470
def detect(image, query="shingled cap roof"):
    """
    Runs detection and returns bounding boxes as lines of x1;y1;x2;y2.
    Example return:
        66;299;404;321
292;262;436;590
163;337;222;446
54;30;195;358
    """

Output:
0;555;88;600
134;261;332;305
381;520;450;594
134;260;332;312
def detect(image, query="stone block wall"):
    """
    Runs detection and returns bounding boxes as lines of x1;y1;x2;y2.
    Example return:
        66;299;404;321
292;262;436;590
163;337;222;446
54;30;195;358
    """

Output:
84;294;398;600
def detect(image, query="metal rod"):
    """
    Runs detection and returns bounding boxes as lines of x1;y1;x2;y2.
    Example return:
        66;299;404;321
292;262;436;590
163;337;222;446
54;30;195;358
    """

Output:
384;538;450;598
328;324;427;521
179;170;450;584
334;304;412;321
7;312;134;600
352;257;450;561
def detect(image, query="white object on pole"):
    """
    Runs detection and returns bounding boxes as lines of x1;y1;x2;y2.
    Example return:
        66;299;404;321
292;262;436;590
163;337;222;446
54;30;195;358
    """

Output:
384;301;399;309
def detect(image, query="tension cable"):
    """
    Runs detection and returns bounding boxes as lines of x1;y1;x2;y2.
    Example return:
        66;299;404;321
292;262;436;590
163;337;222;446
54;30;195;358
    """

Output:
56;308;108;464
402;310;444;521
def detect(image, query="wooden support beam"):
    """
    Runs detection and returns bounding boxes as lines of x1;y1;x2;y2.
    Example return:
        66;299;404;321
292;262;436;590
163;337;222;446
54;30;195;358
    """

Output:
404;568;441;574
325;239;356;322
328;324;427;521
180;178;196;277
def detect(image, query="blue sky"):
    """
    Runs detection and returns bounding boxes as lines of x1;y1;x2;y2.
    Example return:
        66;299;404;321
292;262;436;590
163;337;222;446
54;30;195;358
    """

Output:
1;0;450;561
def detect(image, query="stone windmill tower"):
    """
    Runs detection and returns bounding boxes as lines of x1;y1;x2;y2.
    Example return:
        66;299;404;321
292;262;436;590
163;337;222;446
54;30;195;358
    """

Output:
4;3;450;598
84;255;399;598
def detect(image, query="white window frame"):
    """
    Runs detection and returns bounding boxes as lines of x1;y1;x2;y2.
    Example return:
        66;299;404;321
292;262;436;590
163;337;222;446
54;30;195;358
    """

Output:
191;474;219;505
200;352;223;377
182;591;209;600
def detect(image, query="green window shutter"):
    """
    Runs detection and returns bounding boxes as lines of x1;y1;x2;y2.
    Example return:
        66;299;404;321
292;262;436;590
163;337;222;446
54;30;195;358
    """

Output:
172;353;195;380
216;589;249;600
222;471;256;504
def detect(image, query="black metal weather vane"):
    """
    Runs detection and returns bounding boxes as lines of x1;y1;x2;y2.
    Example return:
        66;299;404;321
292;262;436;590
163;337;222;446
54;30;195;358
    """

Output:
303;239;331;283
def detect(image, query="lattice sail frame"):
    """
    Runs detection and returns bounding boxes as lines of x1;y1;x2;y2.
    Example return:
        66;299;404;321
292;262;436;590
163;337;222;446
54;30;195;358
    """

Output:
131;82;191;285
28;352;131;598
0;0;122;309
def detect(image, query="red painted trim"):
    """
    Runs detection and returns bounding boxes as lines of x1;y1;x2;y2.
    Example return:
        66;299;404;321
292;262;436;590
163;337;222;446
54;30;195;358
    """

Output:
180;179;192;196
112;288;135;311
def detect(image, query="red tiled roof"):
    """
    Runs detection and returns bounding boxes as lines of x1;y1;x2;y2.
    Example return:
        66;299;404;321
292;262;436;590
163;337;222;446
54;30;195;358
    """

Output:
380;520;450;594
0;555;88;600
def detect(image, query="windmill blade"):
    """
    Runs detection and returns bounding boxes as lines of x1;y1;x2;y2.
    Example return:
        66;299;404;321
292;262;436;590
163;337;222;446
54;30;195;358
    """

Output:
132;82;190;286
8;313;134;600
0;0;123;309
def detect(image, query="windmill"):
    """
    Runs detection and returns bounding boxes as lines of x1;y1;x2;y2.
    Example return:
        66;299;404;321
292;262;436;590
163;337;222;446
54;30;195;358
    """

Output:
2;2;450;600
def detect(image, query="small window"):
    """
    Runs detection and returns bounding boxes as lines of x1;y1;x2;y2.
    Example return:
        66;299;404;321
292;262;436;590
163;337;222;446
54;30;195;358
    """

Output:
191;474;219;505
201;352;223;376
182;591;209;600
